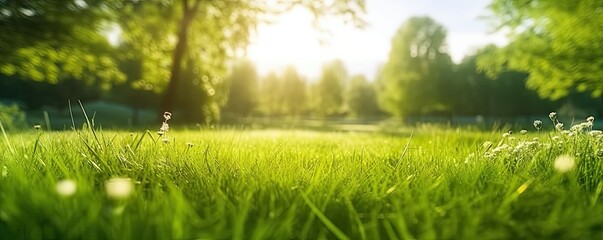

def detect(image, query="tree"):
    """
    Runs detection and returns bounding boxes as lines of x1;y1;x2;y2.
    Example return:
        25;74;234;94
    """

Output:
0;0;125;94
116;0;367;121
224;59;259;117
346;75;380;118
280;66;307;116
481;0;603;100
1;0;366;122
316;60;347;116
259;72;282;116
376;16;454;117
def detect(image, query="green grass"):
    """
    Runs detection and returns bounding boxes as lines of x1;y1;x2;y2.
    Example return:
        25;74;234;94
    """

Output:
1;121;603;239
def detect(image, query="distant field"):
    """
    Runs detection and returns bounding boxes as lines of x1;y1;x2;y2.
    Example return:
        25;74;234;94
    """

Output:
1;122;603;239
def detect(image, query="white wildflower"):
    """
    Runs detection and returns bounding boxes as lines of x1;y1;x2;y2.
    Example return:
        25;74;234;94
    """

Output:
570;124;583;132
491;144;510;154
549;112;557;121
56;179;77;197
554;154;575;173
590;130;603;136
587;116;595;123
163;112;172;121
105;178;133;200
555;123;564;131
514;142;527;152
533;120;542;130
520;129;528;135
160;122;169;132
502;132;511;138
33;124;41;130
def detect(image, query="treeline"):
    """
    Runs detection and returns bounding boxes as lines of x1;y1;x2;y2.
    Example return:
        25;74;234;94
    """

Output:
221;56;602;122
1;0;601;124
221;17;602;121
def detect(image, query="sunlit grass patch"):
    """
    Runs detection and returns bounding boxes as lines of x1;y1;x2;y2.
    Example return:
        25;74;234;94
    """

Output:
0;116;603;239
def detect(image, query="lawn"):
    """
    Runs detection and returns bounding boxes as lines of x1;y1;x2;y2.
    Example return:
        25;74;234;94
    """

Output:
1;118;603;239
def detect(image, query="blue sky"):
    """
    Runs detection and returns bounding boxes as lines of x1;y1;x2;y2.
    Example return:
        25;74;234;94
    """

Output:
247;0;508;80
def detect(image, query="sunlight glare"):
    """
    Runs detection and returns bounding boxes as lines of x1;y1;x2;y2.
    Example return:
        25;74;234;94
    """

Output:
247;7;329;79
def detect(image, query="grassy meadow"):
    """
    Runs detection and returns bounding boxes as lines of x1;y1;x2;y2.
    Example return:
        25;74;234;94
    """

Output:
1;116;603;239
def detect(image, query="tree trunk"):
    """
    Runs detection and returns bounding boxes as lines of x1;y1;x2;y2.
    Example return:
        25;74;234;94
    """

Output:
160;1;199;119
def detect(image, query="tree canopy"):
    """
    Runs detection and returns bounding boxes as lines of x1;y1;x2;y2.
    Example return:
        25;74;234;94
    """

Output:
346;75;380;118
377;16;453;117
0;0;124;88
0;0;366;122
316;60;347;116
480;0;603;100
224;59;259;117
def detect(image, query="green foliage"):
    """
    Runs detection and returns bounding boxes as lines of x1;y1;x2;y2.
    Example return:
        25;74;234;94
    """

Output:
0;104;25;130
257;67;307;117
0;0;366;122
316;60;348;116
2;44;125;89
0;0;125;87
453;53;561;117
224;59;259;117
346;75;380;118
482;0;603;100
259;72;282;116
280;66;307;116
377;16;454;117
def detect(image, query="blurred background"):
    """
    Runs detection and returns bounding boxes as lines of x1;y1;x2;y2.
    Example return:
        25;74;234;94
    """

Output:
0;0;601;130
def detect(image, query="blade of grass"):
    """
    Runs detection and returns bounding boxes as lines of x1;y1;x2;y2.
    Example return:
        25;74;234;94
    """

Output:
395;131;413;170
0;120;15;155
300;191;350;240
43;111;51;131
344;197;366;240
68;100;76;131
78;100;102;148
